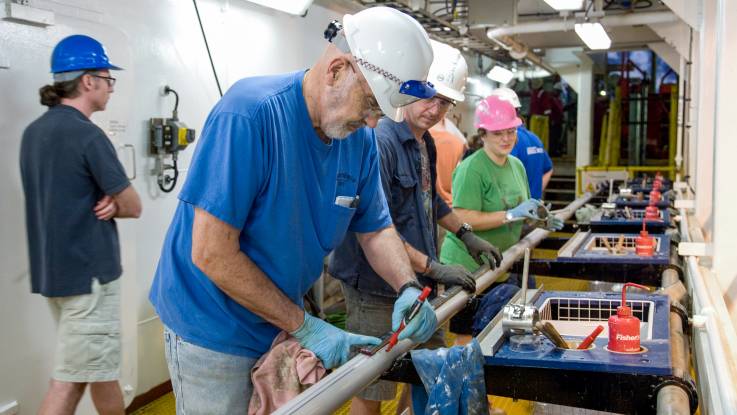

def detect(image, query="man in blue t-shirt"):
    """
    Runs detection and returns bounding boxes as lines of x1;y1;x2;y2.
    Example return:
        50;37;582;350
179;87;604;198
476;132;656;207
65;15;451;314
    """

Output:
491;87;554;199
149;8;439;413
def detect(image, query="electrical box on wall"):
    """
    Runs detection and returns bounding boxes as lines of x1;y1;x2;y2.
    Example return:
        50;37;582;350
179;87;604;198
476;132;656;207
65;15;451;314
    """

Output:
149;86;195;193
468;0;517;27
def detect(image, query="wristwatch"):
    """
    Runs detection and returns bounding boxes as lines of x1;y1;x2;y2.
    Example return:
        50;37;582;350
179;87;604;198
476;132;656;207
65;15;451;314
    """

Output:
504;211;515;223
398;279;423;297
455;222;473;239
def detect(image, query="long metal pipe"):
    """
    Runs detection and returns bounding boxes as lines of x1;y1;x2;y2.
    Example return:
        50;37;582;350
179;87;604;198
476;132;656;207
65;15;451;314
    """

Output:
274;193;594;415
486;11;678;39
656;269;691;415
676;188;737;414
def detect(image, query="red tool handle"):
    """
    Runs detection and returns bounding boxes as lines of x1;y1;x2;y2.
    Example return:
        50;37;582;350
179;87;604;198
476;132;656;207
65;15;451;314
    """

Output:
577;325;604;349
386;286;432;352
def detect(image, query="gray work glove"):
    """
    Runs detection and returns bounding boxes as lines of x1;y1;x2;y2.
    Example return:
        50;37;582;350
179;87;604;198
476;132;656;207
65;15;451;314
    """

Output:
546;216;564;231
424;260;476;292
538;203;564;231
460;232;503;269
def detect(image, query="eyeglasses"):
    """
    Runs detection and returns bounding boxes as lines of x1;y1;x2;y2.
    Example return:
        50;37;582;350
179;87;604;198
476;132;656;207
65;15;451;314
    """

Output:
348;59;384;118
89;73;116;87
425;96;455;111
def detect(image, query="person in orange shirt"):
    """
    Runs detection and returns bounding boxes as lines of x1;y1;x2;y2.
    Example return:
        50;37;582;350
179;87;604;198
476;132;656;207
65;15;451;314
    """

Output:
431;117;466;207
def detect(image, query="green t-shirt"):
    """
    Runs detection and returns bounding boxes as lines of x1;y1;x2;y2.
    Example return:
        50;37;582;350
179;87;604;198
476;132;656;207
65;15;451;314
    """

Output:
440;150;530;273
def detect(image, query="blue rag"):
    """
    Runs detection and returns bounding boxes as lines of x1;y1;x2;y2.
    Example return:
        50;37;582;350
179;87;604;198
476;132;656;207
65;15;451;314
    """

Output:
410;339;489;415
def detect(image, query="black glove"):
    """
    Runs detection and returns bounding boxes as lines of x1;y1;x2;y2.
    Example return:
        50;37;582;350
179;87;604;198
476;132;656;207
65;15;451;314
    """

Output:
460;232;503;269
424;260;476;292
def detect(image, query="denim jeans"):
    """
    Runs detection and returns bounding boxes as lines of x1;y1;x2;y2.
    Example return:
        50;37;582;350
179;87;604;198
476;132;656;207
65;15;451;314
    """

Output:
164;326;259;414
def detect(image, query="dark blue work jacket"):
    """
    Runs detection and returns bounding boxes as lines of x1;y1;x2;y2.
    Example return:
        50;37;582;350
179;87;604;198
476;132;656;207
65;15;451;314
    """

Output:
329;117;452;297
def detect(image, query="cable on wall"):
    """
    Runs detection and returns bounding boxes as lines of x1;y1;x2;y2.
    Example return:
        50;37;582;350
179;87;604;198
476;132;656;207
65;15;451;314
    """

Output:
193;0;223;97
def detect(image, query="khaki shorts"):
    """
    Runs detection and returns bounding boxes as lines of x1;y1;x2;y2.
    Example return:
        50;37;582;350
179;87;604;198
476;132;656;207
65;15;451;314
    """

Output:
342;283;445;402
48;278;121;383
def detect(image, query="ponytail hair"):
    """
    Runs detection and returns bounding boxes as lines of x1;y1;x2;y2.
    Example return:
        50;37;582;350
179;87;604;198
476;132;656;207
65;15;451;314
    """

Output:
39;77;82;107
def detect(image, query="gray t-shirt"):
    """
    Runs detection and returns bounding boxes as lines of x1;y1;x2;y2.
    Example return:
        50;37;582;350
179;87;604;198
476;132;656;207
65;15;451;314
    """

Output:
20;105;130;297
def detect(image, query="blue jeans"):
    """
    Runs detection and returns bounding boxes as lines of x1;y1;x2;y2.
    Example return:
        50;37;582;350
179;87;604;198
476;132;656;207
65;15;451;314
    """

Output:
163;326;258;414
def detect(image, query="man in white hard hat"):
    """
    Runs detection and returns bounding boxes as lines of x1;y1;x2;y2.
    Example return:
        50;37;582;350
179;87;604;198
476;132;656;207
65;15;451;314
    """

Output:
491;87;554;199
330;40;502;415
427;40;470;207
149;7;439;413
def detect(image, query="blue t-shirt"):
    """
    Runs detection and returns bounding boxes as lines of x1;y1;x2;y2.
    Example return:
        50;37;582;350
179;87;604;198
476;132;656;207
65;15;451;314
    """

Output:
510;126;553;199
149;71;392;358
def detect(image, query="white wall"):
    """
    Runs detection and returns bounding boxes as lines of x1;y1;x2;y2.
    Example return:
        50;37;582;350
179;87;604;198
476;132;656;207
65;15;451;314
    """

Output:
0;0;341;413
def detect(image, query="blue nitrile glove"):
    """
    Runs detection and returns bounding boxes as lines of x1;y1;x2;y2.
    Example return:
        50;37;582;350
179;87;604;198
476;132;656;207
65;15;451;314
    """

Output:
506;199;544;221
392;287;438;344
291;312;380;369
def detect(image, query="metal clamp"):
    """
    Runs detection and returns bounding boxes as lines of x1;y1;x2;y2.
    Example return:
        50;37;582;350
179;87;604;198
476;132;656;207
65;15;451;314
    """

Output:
652;376;699;414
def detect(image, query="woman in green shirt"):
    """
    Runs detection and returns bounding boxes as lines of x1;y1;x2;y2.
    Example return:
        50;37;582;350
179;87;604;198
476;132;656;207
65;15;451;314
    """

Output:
441;95;562;341
440;95;552;270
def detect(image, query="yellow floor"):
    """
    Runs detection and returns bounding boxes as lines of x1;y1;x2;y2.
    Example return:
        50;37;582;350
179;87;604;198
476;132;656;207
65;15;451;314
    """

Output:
132;248;591;415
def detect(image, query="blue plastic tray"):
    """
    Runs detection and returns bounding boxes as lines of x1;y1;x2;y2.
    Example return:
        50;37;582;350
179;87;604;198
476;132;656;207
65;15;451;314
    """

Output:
556;232;670;265
615;195;670;208
485;291;672;376
590;208;670;232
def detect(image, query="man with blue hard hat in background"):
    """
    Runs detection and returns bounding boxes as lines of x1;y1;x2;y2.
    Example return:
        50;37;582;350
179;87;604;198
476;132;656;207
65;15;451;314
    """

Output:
491;87;554;200
20;34;141;415
149;7;439;413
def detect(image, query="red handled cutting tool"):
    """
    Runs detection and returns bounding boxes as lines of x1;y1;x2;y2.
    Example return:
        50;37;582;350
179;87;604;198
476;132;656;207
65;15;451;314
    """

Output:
386;286;432;352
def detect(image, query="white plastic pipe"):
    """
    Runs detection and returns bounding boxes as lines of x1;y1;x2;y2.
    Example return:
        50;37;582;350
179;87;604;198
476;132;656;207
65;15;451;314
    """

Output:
274;193;594;415
676;187;737;414
486;11;678;39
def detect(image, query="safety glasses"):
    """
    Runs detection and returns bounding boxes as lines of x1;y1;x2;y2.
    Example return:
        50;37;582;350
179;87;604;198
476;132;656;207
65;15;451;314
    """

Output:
89;73;116;87
424;96;455;111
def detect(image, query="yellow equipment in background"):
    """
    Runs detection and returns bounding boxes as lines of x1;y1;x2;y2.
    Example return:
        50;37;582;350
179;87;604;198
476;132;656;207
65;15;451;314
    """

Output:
597;86;622;166
530;115;550;150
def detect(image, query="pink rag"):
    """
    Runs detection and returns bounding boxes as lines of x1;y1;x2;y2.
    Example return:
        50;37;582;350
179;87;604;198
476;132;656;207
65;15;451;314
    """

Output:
248;331;326;415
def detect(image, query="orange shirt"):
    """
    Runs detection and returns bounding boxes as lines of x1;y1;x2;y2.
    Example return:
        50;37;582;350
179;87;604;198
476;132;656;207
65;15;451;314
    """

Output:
431;128;466;206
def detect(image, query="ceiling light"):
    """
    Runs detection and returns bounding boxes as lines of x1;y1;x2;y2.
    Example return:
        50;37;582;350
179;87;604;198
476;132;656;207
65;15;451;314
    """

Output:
543;0;584;10
245;0;312;15
574;22;612;50
487;66;514;85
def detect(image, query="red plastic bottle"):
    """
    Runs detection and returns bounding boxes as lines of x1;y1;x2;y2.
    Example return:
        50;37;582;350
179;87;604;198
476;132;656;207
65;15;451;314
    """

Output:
608;282;650;352
652;179;663;191
635;221;655;256
644;204;660;220
649;189;662;203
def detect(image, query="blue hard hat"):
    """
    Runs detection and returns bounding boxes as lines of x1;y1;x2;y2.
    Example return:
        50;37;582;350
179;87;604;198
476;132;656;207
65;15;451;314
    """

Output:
50;34;122;74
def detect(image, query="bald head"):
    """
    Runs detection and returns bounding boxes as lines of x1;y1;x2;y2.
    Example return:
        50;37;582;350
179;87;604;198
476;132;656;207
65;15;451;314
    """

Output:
302;44;383;141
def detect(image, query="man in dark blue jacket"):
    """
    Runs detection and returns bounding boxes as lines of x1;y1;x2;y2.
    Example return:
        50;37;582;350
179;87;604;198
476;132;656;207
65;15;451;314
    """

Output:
330;44;502;415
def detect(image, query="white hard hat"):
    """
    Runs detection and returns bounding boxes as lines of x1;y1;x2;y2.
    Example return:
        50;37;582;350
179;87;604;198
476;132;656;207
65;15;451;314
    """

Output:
427;40;468;103
325;7;435;122
489;87;521;109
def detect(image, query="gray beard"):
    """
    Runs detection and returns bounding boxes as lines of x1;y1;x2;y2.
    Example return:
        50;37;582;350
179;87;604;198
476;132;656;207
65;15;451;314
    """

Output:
322;122;363;140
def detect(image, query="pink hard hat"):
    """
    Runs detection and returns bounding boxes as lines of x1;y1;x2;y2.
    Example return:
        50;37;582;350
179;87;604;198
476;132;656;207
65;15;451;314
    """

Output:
474;95;523;132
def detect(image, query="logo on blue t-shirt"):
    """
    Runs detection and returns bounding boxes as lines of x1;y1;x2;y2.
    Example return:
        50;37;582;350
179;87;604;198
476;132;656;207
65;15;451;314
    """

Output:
526;146;545;155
